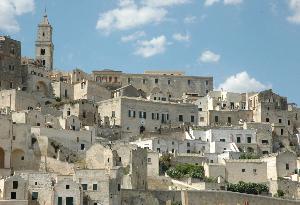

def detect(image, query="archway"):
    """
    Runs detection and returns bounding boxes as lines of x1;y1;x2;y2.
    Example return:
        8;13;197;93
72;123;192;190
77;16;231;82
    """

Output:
0;147;5;168
36;81;48;96
11;149;25;170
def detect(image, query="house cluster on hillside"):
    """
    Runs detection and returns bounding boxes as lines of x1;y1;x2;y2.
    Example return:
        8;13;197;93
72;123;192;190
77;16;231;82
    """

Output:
0;14;300;205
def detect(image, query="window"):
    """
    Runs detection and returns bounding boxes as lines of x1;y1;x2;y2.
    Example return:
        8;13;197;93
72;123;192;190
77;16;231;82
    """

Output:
281;129;284;136
42;60;46;66
157;148;160;153
80;144;85;150
286;163;290;170
58;197;63;205
206;80;209;85
172;141;174;145
93;184;97;191
187;150;190;153
118;184;121;191
200;117;205;122
82;111;86;118
82;184;88;190
220;139;225;142
168;80;171;85
143;79;146;84
242;169;245;172
40;49;45;55
215;116;219;123
247;137;252;143
262;140;269;144
9;82;13;89
188;80;191;85
253;169;257;173
67;110;70;116
155;79;158;84
237;137;241;143
187;142;190;147
279;119;282;123
147;158;151;163
128;78;131;83
11;192;16;199
66;197;73;205
32;192;38;200
228;117;231;124
179;115;183;122
13;181;18;189
112;111;115;117
191;115;195;123
266;118;270;122
21;156;24;160
262;151;269;155
288;120;291;126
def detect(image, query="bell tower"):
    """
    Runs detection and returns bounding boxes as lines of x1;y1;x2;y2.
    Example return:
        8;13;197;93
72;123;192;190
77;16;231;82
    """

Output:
35;12;54;71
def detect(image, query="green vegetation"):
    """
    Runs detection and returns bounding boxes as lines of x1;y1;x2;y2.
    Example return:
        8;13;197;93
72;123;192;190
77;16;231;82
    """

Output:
159;154;172;175
239;153;259;159
276;190;285;198
166;164;205;180
227;181;269;195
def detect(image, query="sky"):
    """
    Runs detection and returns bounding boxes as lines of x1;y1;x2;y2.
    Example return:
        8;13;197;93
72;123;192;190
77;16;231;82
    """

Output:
0;0;300;104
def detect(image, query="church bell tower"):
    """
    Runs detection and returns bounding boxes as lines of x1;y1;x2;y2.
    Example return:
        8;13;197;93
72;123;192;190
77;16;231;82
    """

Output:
35;12;54;71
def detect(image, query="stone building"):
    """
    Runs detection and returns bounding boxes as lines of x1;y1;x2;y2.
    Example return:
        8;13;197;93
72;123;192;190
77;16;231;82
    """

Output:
262;151;297;180
2;175;28;200
225;159;268;184
92;70;213;99
0;36;23;91
61;99;99;126
0;90;39;111
54;178;82;205
73;80;111;102
74;168;122;205
113;144;147;190
98;96;198;136
52;81;74;100
35;14;54;71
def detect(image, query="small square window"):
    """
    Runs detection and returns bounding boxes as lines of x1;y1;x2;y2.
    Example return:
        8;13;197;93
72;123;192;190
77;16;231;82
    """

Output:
242;169;246;172
32;192;38;200
13;181;18;189
82;184;88;190
93;184;97;191
11;192;16;199
66;185;70;189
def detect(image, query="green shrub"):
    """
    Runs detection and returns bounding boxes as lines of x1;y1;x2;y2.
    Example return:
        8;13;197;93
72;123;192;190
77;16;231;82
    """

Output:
159;154;172;175
166;164;204;180
277;189;285;198
227;181;269;195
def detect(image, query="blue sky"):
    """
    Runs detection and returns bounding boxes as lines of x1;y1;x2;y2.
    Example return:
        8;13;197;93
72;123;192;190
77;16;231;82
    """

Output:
0;0;300;104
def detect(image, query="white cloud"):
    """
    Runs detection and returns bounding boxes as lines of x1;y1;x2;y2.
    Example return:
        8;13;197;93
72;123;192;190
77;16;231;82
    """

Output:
0;0;35;33
287;0;300;24
143;0;190;7
223;0;243;5
217;71;271;93
204;0;242;7
172;33;190;42
96;3;167;33
134;35;167;58
121;31;146;42
199;50;221;63
184;15;196;24
204;0;220;7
